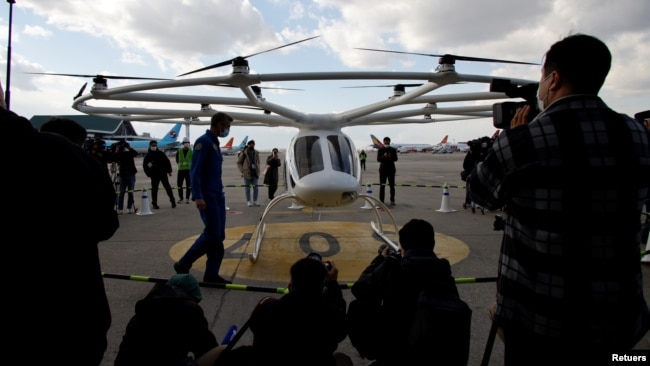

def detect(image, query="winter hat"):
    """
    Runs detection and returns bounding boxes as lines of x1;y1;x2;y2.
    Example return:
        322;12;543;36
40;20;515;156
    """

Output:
167;274;202;303
398;219;435;251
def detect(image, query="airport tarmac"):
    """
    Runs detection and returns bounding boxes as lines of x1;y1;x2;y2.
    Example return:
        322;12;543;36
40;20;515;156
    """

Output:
99;151;650;366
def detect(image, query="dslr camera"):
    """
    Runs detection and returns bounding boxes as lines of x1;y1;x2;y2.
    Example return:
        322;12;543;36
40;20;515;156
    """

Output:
490;79;540;129
306;252;332;271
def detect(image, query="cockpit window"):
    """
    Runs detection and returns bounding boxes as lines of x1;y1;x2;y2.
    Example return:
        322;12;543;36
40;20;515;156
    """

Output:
294;135;324;178
327;135;353;175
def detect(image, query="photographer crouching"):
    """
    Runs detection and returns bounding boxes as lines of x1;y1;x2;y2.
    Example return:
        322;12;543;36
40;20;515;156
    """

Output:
348;219;464;365
467;34;650;365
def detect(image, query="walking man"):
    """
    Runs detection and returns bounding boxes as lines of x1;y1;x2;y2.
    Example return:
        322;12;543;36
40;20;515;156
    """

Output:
175;112;234;284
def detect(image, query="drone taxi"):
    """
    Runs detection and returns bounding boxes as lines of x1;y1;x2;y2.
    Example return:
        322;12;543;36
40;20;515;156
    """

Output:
38;36;538;262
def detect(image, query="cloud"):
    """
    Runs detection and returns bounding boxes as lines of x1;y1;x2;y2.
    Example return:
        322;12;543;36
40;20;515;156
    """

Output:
23;25;52;38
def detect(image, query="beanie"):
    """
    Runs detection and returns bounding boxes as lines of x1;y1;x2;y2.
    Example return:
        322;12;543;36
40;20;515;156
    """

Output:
167;274;202;303
398;219;435;251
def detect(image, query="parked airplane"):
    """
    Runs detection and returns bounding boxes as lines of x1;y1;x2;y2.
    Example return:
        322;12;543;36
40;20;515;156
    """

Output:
222;135;249;155
369;134;433;153
220;137;235;152
429;135;471;154
104;123;182;155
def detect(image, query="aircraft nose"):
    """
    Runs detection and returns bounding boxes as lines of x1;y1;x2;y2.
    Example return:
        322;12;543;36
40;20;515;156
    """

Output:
292;171;360;207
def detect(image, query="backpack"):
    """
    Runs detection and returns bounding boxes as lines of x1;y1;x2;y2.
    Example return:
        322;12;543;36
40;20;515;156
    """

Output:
346;298;382;360
408;288;472;366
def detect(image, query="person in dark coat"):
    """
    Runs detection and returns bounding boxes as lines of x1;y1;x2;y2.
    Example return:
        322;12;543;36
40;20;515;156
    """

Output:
114;274;218;366
143;140;176;209
199;257;351;366
3;82;119;366
377;136;398;205
263;148;282;200
350;219;460;365
112;140;139;214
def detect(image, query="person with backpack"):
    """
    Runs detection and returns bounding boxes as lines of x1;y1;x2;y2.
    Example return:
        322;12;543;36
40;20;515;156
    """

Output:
197;256;352;366
348;219;468;366
114;274;219;366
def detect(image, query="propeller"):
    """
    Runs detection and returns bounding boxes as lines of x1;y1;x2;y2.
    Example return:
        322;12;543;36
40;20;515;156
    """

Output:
73;82;87;100
177;35;320;77
26;72;171;81
354;48;538;66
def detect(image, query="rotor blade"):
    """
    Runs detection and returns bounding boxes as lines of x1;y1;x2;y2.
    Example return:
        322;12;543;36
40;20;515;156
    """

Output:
243;35;320;59
354;48;538;65
178;35;320;77
26;72;170;80
342;83;422;89
74;82;87;99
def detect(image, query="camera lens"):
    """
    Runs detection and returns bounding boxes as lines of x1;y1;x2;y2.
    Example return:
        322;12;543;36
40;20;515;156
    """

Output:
306;252;323;262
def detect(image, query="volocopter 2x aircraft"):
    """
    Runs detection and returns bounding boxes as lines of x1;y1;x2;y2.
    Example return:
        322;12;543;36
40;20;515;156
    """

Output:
38;36;539;262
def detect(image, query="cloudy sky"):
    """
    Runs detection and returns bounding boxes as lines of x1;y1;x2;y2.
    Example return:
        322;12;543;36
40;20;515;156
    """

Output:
1;0;648;151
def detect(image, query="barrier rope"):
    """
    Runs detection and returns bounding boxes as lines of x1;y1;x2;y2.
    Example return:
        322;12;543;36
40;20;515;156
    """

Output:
102;272;497;294
114;182;468;194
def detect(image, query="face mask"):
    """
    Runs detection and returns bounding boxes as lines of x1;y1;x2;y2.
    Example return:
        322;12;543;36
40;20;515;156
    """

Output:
183;143;190;148
219;128;230;138
150;146;158;151
536;73;552;111
384;142;390;146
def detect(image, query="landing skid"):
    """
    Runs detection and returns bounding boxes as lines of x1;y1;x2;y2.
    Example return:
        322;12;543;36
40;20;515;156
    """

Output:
247;193;399;263
358;194;400;252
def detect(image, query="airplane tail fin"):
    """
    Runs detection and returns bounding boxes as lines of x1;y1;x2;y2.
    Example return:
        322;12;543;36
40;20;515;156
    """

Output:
159;123;182;143
439;135;448;144
222;137;234;149
238;136;249;149
370;134;384;148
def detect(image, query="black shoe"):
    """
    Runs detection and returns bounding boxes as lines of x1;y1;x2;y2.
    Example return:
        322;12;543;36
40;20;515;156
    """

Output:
203;275;232;284
173;261;189;274
172;201;177;208
390;201;395;206
153;203;160;209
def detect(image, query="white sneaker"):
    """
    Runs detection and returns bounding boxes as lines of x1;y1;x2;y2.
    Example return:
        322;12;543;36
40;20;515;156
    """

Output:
127;207;135;214
247;201;253;207
117;209;124;215
185;199;190;204
254;201;261;206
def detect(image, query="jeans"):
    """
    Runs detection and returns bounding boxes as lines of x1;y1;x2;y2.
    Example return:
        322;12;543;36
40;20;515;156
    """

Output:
117;173;136;210
177;193;226;278
244;177;259;202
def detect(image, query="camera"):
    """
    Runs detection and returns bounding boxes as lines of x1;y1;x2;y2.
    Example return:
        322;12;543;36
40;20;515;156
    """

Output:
490;79;540;129
306;252;332;270
377;244;401;259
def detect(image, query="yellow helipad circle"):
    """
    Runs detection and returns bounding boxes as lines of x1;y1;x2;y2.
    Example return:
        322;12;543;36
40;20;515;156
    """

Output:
170;221;470;283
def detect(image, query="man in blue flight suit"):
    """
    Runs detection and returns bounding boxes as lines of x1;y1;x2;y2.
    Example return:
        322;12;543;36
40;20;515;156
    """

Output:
174;112;234;284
